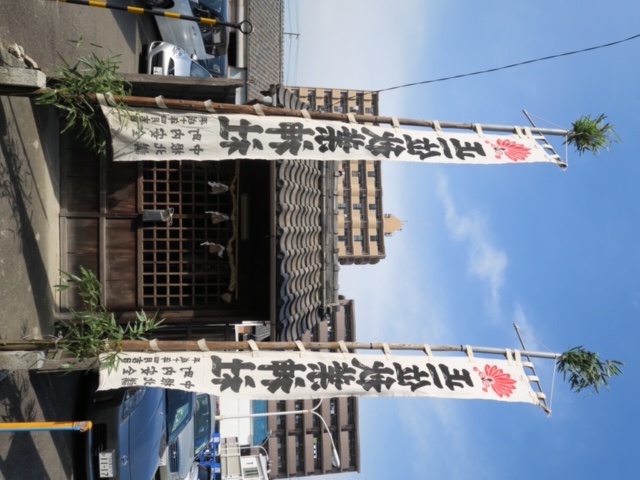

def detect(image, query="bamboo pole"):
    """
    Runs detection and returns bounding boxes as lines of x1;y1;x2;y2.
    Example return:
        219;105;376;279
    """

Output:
114;339;562;359
95;94;571;138
2;338;562;359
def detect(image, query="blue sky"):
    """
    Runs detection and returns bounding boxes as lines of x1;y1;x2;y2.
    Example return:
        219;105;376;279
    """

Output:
285;1;639;479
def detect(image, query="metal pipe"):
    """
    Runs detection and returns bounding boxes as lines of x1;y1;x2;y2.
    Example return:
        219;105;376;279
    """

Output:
0;421;92;433
51;0;253;33
215;399;341;468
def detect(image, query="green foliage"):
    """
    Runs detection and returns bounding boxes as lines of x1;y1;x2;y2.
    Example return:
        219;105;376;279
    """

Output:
35;39;135;158
55;266;163;371
556;346;623;394
565;114;621;156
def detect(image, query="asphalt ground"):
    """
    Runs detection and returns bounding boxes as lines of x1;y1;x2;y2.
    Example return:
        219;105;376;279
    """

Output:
0;1;157;478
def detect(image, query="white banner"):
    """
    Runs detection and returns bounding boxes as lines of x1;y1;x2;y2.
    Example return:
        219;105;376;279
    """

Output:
102;107;559;165
98;350;540;405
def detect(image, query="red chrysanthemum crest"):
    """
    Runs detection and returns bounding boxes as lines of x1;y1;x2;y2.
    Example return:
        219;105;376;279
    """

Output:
485;139;531;162
473;364;517;398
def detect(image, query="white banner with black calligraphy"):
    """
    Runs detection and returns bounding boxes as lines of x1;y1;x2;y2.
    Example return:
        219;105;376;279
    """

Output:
97;350;541;406
101;107;559;165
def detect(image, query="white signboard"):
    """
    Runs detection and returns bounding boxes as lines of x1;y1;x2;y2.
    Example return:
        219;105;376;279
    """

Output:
98;350;541;406
101;107;560;166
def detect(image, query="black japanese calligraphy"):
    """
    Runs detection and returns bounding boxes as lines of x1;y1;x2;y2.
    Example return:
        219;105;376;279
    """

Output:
306;361;357;391
266;122;315;155
258;359;307;394
314;126;365;153
210;356;257;393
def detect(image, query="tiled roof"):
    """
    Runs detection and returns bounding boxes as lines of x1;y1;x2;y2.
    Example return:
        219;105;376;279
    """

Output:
243;2;340;340
274;160;339;340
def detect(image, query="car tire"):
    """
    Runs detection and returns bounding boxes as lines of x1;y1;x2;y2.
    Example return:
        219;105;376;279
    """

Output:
141;0;174;8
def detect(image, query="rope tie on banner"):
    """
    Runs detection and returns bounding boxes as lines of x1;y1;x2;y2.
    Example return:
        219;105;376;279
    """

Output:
253;103;265;116
197;339;209;351
514;349;523;366
432;120;442;133
105;92;117;107
301;109;311;120
523;126;534;139
514;126;524;138
294;340;306;357
247;339;259;356
505;348;514;366
423;344;434;360
347;113;357;124
96;93;107;106
148;339;161;351
382;343;391;360
203;100;217;113
390;117;400;129
464;345;475;362
473;123;484;137
337;340;349;357
154;95;168;109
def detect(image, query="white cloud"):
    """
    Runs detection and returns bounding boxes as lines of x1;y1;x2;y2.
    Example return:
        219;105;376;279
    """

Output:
436;174;508;316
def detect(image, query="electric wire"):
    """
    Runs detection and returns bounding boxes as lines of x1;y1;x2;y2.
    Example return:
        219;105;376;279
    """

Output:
313;31;640;112
377;32;640;94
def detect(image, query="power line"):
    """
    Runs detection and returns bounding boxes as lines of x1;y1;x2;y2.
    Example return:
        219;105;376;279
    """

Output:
377;32;640;94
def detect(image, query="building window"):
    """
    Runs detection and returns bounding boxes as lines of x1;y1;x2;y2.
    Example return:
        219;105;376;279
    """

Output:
294;434;304;472
370;235;378;242
351;170;360;177
338;202;346;209
338;235;346;242
365;107;374;114
353;235;363;241
294;401;303;427
352;203;361;210
276;434;286;471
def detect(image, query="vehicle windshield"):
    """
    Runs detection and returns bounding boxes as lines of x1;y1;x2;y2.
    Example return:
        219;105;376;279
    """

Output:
166;390;194;444
190;61;212;78
198;0;225;15
193;395;212;455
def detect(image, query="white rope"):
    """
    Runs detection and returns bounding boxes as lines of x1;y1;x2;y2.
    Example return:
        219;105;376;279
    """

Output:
204;100;217;113
464;345;475;362
148;339;161;351
155;95;168;109
247;339;259;356
294;340;306;357
423;344;433;360
337;340;349;357
197;339;209;351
